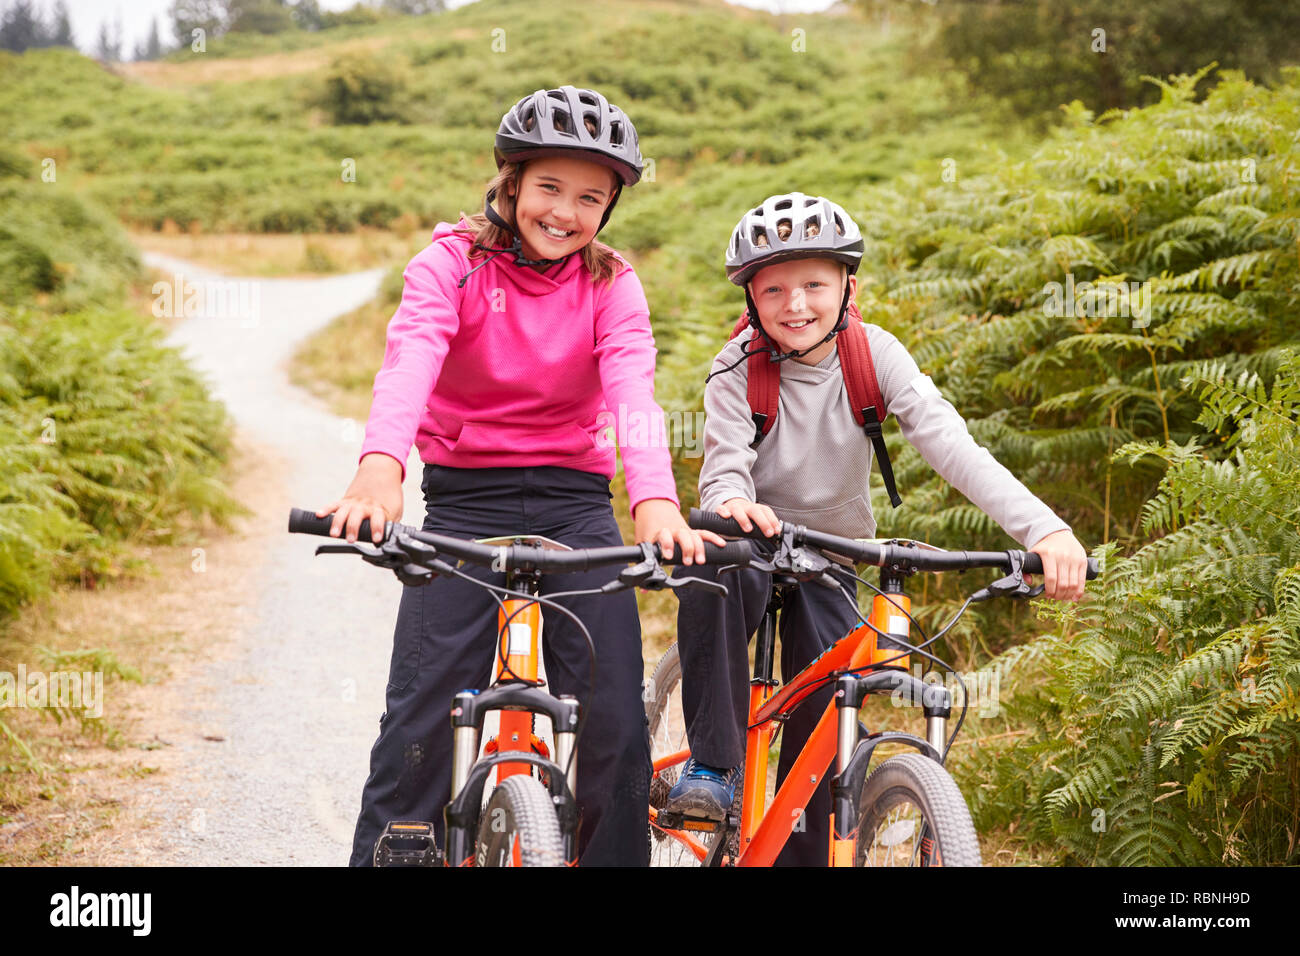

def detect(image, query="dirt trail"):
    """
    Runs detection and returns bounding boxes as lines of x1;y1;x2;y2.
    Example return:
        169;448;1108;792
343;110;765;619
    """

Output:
77;253;427;865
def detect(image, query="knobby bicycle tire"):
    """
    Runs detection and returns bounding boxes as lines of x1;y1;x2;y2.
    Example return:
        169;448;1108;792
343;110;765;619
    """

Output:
854;752;982;867
475;774;565;867
645;642;742;866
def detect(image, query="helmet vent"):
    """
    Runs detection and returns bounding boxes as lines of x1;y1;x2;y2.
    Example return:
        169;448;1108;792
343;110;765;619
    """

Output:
578;91;599;106
751;226;769;248
804;216;821;238
552;109;574;135
521;106;536;132
776;219;792;240
833;213;845;236
609;121;623;145
774;198;792;211
583;112;599;136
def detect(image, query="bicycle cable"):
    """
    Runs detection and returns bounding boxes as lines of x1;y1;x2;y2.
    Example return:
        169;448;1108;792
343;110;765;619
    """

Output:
756;569;973;763
423;558;601;785
835;570;978;761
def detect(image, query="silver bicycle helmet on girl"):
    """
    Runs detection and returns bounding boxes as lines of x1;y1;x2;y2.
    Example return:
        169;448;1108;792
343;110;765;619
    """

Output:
495;85;643;186
725;193;864;287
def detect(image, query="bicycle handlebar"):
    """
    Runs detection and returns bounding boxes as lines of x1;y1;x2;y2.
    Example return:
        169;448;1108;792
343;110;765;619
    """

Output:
688;509;1100;580
289;508;753;573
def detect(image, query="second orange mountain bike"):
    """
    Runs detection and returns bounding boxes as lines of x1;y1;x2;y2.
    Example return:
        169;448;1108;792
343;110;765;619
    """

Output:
646;509;1099;867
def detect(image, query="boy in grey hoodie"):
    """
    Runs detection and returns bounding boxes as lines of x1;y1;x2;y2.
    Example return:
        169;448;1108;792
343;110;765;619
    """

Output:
663;193;1088;865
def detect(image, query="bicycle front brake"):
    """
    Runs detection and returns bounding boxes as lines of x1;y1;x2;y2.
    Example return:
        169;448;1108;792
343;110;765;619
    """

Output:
969;550;1044;603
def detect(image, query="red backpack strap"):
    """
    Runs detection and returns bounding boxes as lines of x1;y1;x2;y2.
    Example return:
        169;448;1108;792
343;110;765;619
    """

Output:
837;304;902;507
731;311;779;448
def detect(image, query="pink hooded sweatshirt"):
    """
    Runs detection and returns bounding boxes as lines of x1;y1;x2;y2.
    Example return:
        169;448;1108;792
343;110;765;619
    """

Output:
358;220;679;513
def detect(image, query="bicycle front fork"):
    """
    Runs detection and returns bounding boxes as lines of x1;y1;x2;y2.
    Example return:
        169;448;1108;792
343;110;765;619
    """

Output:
829;671;953;864
444;686;582;865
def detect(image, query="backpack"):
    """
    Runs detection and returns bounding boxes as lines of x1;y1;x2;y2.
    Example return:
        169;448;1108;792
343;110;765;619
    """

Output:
728;301;902;507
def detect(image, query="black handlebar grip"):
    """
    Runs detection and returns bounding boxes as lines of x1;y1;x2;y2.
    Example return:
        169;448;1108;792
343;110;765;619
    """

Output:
688;508;774;541
288;507;376;541
1020;553;1103;580
700;540;753;566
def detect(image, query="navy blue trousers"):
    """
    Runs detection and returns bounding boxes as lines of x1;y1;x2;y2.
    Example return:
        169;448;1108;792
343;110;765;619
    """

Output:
349;465;651;866
673;560;860;867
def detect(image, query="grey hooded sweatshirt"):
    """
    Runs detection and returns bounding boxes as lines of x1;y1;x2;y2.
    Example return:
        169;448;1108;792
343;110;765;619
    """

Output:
697;323;1071;549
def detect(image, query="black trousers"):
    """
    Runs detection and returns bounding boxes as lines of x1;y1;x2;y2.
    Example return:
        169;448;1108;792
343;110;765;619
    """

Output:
349;465;651;866
673;559;860;867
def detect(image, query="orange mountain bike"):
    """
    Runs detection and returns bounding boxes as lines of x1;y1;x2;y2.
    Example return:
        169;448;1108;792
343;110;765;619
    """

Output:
288;507;750;866
646;509;1099;867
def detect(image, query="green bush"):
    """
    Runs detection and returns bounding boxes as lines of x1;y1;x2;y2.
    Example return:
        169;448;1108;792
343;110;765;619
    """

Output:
968;356;1300;864
315;50;411;126
906;0;1300;118
852;69;1300;556
0;180;240;625
0;304;242;622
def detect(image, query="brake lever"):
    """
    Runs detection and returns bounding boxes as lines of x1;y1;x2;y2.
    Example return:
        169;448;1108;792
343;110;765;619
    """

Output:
599;543;730;596
670;576;729;597
314;538;441;587
969;551;1045;603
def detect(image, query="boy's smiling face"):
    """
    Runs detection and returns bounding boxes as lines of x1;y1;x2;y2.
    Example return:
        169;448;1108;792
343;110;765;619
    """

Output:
509;156;616;263
749;258;856;365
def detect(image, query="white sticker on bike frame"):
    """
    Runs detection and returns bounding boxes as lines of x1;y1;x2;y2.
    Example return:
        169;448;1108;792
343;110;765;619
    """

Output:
507;622;532;656
889;615;909;635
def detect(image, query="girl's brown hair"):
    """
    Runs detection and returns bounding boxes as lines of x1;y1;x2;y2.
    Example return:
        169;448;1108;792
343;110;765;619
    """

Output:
456;161;623;285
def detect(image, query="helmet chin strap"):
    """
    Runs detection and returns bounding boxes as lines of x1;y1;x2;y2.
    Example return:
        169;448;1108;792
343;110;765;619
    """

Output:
459;187;578;289
745;278;852;364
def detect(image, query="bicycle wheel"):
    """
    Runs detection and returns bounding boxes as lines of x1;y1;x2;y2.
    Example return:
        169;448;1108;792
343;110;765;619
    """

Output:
645;643;740;866
475;774;565;867
854;752;982;867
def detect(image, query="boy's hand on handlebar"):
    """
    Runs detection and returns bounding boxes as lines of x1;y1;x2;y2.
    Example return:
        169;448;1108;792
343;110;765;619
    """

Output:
717;498;781;538
1027;529;1088;603
316;453;405;544
633;498;726;565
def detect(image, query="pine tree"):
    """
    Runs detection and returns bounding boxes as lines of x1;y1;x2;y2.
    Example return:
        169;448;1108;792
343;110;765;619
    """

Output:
145;17;161;59
0;0;46;52
48;0;74;48
94;20;114;61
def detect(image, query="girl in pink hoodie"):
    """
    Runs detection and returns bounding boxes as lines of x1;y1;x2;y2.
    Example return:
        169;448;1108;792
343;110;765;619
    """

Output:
317;87;717;865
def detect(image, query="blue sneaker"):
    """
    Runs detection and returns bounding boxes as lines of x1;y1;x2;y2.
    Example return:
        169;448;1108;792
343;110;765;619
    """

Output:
664;758;740;821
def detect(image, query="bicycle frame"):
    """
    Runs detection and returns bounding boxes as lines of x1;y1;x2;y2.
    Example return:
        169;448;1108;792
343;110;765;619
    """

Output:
441;537;583;867
653;564;952;867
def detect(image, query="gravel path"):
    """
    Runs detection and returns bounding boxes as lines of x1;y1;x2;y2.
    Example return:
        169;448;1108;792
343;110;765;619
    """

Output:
128;253;425;865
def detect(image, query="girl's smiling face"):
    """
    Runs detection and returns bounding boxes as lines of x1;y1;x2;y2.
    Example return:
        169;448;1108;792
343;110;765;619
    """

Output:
508;156;617;263
749;258;856;365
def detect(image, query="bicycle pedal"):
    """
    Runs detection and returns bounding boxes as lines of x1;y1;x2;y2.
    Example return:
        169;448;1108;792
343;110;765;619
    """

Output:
655;811;739;833
373;821;441;867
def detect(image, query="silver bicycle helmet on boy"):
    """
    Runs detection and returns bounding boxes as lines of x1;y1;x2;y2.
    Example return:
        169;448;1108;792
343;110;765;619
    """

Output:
495;85;644;186
725;193;864;287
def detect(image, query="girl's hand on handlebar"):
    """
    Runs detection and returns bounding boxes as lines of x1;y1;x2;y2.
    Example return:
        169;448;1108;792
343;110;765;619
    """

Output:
633;498;726;565
717;498;781;538
316;453;405;544
1027;529;1088;603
